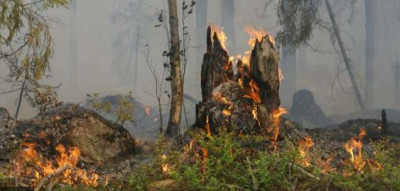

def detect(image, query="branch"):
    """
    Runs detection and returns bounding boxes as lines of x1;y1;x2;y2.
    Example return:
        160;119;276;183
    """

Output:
289;163;321;181
34;164;69;191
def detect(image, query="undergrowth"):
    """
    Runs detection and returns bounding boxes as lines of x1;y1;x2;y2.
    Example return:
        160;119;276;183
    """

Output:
117;130;400;191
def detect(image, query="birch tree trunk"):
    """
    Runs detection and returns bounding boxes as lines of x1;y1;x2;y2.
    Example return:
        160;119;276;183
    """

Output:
166;0;183;137
325;0;366;113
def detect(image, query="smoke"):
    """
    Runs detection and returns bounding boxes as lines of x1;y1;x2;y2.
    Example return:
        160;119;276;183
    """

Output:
0;0;399;122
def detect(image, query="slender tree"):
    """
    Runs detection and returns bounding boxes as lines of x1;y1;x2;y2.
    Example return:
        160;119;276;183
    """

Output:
165;0;183;137
325;0;365;113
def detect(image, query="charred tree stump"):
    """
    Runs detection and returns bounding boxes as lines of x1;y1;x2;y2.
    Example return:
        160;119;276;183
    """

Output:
195;26;281;137
201;27;234;101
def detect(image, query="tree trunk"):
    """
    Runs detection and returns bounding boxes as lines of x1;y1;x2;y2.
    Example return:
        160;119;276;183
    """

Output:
325;0;366;114
221;0;236;54
165;0;183;138
15;78;26;120
364;0;376;109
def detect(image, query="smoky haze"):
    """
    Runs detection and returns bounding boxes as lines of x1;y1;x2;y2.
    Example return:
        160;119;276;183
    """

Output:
0;0;399;126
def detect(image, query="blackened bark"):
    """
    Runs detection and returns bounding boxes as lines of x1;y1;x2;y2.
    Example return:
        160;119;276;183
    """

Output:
166;0;183;138
196;27;280;135
201;27;234;101
250;37;281;133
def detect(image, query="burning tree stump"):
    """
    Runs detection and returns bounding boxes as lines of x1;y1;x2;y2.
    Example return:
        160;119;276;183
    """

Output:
195;26;282;139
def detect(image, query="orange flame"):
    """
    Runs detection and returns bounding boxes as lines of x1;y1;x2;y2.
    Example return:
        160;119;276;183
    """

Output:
213;93;234;110
222;109;232;116
16;133;100;187
243;80;261;104
298;136;314;167
211;25;228;51
244;27;269;48
161;154;171;174
205;116;212;136
344;128;366;172
143;104;151;115
270;108;287;142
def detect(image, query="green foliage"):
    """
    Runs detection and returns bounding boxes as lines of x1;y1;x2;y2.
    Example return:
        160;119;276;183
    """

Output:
276;0;321;51
114;92;135;125
86;93;135;125
0;0;69;80
118;130;400;191
86;93;112;114
0;0;69;117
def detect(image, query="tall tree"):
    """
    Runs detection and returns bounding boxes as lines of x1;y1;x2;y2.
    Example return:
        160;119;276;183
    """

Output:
325;0;365;113
364;0;376;109
221;0;236;54
165;0;183;137
276;0;365;113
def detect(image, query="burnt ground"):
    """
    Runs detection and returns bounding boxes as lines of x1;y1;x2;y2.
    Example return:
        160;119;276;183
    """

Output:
0;104;399;189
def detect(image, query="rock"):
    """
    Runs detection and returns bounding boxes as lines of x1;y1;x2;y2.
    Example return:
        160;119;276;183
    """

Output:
288;89;332;128
0;107;10;127
11;104;135;164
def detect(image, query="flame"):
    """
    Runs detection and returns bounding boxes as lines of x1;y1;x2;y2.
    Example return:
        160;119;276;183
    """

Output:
213;93;234;110
15;133;100;187
205;116;212;136
161;154;171;174
211;25;228;51
298;136;314;167
198;147;208;174
278;68;284;82
222;109;231;116
344;128;366;172
317;157;334;174
244;27;269;48
143;104;151;115
270;108;287;142
252;106;258;121
243;80;261;104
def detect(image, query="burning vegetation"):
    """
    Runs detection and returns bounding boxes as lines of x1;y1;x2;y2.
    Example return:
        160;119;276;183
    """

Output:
0;23;397;191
